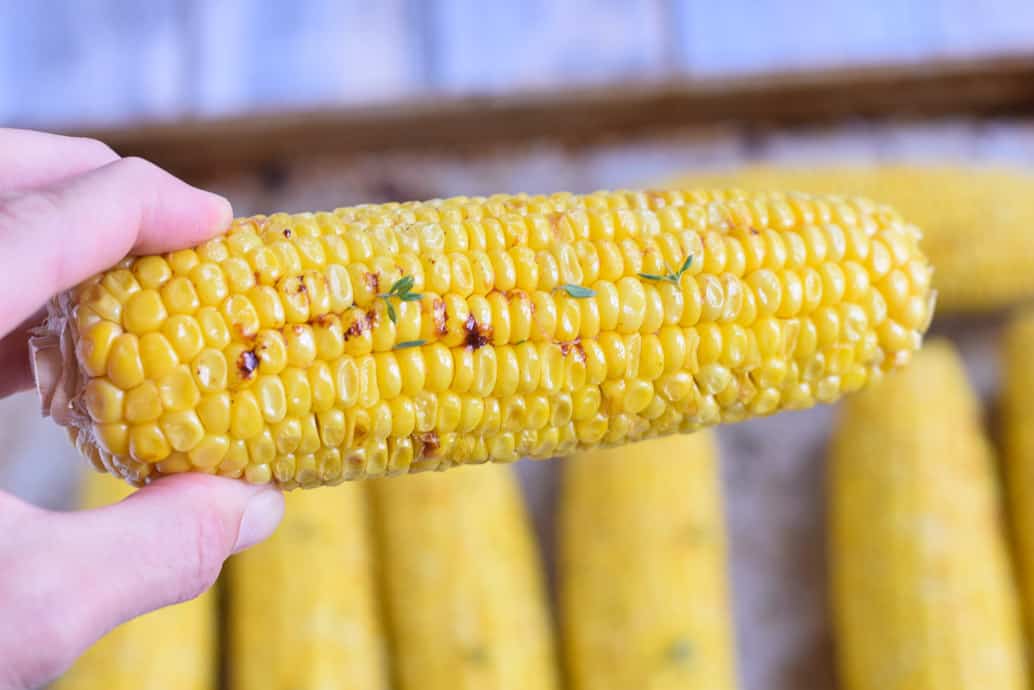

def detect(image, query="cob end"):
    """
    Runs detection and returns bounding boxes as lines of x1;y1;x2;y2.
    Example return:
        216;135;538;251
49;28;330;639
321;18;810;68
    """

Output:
29;294;122;479
29;294;80;426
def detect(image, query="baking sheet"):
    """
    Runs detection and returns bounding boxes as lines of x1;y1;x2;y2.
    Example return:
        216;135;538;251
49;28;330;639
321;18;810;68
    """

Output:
4;117;1028;690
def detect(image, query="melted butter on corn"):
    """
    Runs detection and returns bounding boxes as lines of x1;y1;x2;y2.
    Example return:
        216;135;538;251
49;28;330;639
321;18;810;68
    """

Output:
37;188;935;487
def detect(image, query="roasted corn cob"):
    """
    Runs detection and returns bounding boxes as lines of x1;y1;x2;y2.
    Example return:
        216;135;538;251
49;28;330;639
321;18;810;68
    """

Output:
32;189;934;488
227;484;388;690
370;464;558;690
1001;309;1034;651
829;341;1026;690
667;165;1034;312
52;473;215;690
560;431;737;690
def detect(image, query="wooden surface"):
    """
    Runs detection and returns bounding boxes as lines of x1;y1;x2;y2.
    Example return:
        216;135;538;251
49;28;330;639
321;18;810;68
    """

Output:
68;57;1034;181
4;115;1031;690
3;0;1034;129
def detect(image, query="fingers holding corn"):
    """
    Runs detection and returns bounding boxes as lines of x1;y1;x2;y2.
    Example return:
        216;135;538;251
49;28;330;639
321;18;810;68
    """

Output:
32;188;935;487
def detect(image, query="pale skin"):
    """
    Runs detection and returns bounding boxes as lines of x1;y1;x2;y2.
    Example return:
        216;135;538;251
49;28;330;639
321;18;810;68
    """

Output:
0;128;285;690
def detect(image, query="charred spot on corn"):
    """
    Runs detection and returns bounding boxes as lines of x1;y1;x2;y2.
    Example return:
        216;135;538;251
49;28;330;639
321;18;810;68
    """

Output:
559;339;586;362
364;272;380;293
413;430;440;456
237;349;259;379
463;313;492;350
343;309;377;340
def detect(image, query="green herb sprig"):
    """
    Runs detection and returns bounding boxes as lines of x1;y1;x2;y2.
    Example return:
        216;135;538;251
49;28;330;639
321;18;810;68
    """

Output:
394;339;426;350
379;275;422;324
555;283;595;298
639;254;693;285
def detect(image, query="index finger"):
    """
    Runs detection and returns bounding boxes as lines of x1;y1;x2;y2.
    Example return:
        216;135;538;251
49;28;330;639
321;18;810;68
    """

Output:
0;128;120;192
0;156;232;334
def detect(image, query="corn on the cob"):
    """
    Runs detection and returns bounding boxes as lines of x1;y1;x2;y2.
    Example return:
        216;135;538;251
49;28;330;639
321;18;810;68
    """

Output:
829;341;1026;690
560;431;737;690
668;165;1034;312
227;484;388;690
1001;309;1034;653
32;189;934;488
52;473;215;690
370;464;558;690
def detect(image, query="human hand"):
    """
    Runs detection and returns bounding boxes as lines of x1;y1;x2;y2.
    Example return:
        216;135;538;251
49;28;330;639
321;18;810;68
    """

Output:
0;129;284;690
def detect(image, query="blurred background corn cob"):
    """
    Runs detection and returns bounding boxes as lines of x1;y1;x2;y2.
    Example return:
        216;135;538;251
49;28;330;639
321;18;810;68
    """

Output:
665;166;1034;314
370;464;559;690
1001;310;1034;658
51;472;216;690
226;484;389;690
560;431;738;690
828;341;1027;690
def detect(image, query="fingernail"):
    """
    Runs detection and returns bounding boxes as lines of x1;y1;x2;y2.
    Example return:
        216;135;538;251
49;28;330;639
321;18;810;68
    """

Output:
206;193;234;229
191;188;233;232
233;489;283;553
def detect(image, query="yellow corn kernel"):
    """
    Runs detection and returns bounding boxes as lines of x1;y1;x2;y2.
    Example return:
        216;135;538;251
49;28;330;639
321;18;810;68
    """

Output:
371;464;557;690
282;323;316;367
135;332;179;381
123;289;168;334
308;361;336;412
158;364;201;413
83;378;124;424
162;314;205;362
830;341;1026;689
132;255;173;289
41;189;931;487
125;381;163;424
281;367;312;417
129;422;171;463
193;306;230;349
249;285;287;329
229;390;263;440
77;320;123;378
222;256;256;293
191;348;228;394
159;409;205;452
161;276;201;315
561;431;736;690
106;333;146;390
312;314;345;360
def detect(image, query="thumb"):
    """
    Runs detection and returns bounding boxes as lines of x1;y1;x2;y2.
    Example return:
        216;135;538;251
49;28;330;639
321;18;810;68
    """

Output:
0;475;282;689
67;475;284;619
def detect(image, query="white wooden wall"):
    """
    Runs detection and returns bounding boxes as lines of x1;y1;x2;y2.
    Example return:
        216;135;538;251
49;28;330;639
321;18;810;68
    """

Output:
1;0;1033;129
